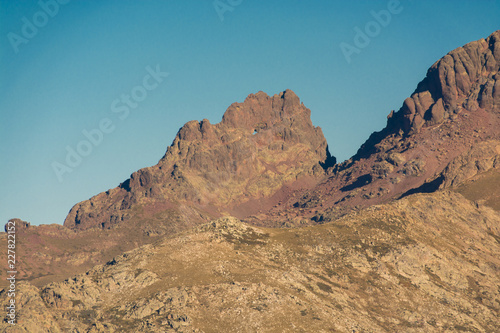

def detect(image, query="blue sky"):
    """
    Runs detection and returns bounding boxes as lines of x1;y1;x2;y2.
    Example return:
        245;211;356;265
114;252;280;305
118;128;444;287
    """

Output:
1;0;499;226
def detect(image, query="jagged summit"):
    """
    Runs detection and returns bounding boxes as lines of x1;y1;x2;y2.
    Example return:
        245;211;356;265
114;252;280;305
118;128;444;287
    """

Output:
161;89;333;166
221;89;304;130
64;89;335;230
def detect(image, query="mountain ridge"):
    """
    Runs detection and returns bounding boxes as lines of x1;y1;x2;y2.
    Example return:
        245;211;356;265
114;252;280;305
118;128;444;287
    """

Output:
2;32;500;320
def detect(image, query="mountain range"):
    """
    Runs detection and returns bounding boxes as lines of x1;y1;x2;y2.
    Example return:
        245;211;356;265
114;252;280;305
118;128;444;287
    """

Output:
1;30;499;332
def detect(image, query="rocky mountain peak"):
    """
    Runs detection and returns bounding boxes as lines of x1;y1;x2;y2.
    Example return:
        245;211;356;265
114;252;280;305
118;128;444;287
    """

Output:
64;90;335;230
4;218;30;232
353;30;500;161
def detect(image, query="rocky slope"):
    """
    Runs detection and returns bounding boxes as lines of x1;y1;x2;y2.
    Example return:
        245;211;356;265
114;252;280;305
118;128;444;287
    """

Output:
2;191;499;332
0;219;172;288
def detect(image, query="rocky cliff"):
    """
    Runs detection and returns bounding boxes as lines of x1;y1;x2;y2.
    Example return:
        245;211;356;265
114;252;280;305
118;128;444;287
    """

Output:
363;29;500;145
400;30;499;132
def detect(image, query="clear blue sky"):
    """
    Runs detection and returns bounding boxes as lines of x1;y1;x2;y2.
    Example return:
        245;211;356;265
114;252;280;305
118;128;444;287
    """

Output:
1;0;499;226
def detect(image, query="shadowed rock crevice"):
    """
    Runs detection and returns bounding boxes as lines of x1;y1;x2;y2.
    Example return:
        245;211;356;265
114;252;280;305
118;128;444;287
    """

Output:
320;145;337;170
340;174;373;192
399;175;445;199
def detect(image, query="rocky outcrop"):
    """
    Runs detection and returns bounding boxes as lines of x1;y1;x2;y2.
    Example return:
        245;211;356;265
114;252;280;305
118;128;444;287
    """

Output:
4;218;30;232
391;30;500;135
64;89;335;230
353;30;500;161
0;282;62;332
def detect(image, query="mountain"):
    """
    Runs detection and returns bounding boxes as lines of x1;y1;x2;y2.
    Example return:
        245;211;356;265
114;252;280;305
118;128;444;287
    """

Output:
64;89;335;231
1;90;337;287
1;30;500;332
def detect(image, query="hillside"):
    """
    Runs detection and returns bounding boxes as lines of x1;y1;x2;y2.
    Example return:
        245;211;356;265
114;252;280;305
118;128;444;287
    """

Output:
2;191;499;332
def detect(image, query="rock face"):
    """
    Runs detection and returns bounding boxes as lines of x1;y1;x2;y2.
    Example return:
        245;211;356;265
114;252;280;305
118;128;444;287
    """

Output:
64;89;335;230
3;192;500;332
438;140;500;189
390;30;500;135
354;30;500;160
